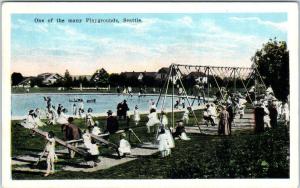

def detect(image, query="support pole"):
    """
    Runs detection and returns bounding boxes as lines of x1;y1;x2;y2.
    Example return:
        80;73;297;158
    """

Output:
176;68;202;133
233;68;237;94
171;65;175;129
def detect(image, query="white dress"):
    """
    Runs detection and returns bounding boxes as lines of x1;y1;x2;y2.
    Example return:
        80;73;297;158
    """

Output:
118;139;131;155
20;115;37;129
133;109;141;123
182;109;189;124
161;115;168;126
85;113;95;127
282;103;289;122
56;112;68;125
157;133;170;151
92;126;102;135
263;106;271;128
165;129;175;148
146;112;160;128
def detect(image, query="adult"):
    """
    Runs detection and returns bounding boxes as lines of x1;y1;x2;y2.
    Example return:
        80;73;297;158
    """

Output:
117;102;123;120
85;108;95;127
226;103;234;135
105;110;119;135
121;100;129;120
268;103;278;128
254;103;265;133
62;117;82;158
218;105;230;136
57;104;63;117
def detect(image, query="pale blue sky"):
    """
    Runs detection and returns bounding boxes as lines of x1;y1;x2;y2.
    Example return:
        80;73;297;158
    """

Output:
11;13;287;76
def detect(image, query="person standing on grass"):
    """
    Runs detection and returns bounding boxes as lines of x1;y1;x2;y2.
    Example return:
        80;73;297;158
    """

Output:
62;117;82;158
44;131;56;177
157;128;171;157
226;102;234;135
85;108;95;127
133;105;140;125
254;102;265;133
218;105;230;136
268;103;278;128
105;110;119;137
121;100;129;120
282;102;289;126
117;102;123;120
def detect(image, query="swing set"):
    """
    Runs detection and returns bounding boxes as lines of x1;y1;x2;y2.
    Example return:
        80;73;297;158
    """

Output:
155;63;267;133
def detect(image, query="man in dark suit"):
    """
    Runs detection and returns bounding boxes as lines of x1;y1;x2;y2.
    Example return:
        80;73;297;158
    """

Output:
105;110;119;136
62;117;82;158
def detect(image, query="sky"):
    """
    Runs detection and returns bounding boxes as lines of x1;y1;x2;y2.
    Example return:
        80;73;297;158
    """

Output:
11;13;287;76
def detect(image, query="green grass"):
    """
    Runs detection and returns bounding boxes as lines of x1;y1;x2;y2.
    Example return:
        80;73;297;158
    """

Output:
11;110;289;179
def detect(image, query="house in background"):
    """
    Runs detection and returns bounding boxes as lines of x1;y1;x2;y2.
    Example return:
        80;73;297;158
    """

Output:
155;67;170;80
37;73;63;85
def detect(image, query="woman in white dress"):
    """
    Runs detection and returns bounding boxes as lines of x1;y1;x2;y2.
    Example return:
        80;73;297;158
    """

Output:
133;105;141;125
118;133;131;157
146;108;160;133
157;128;171;157
85;108;95;127
83;129;100;167
56;108;69;125
20;110;38;129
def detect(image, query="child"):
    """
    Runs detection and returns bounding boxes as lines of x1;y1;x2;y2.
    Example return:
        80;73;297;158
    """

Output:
157;128;171;157
181;107;191;125
118;133;131;157
44;131;56;176
161;111;168;126
20;110;38;129
83;128;100;167
146;108;160;133
133;105;140;126
92;121;102;135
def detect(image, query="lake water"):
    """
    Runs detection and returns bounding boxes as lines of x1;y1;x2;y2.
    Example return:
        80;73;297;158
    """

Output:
11;93;204;118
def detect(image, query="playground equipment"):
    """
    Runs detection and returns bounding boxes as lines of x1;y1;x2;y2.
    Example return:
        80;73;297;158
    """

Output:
155;63;267;131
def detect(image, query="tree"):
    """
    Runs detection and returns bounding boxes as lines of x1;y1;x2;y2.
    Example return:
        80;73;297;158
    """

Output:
251;38;289;101
91;68;109;87
64;69;73;88
109;73;126;87
11;72;24;86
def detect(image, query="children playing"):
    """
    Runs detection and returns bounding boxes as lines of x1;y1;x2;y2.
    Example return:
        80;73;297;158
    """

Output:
133;105;141;126
118;133;131;157
44;131;56;176
157;128;171;157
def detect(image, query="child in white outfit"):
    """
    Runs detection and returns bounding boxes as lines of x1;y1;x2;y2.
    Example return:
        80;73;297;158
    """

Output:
118;133;131;157
44;131;56;176
157;128;171;157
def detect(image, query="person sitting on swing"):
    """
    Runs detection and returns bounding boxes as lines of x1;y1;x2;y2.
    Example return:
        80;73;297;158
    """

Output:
203;104;216;127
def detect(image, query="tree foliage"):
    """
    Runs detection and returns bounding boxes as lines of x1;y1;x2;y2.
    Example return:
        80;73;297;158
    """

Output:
251;39;289;101
91;68;109;87
11;72;24;86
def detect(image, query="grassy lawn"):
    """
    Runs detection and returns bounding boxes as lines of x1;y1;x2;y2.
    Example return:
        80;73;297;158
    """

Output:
11;110;289;179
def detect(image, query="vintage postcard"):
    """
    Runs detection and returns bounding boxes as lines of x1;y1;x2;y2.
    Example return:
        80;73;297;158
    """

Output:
1;2;299;188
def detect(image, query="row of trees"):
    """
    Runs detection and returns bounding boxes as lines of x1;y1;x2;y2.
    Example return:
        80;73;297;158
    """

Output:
11;38;289;101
